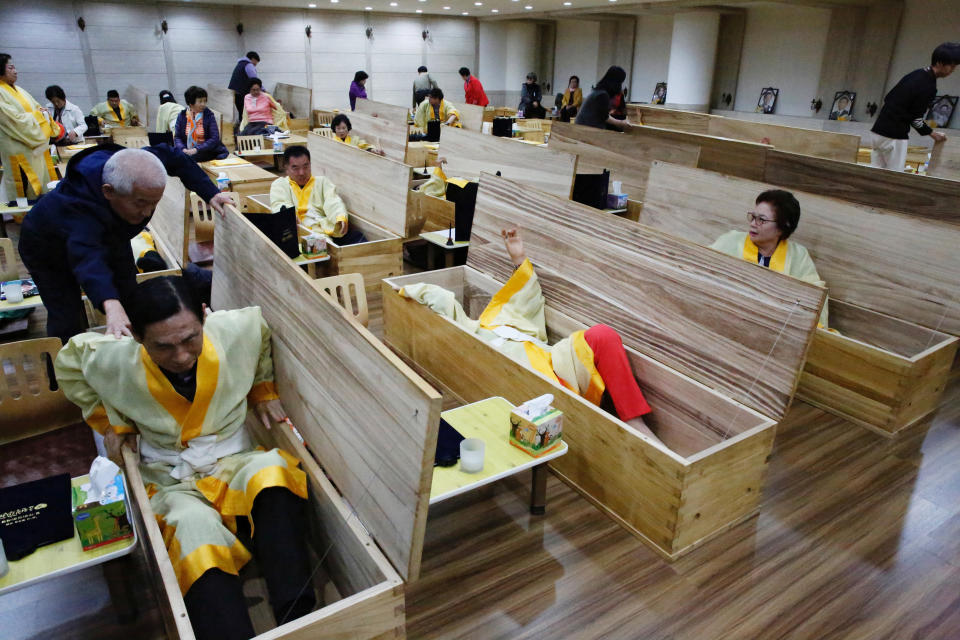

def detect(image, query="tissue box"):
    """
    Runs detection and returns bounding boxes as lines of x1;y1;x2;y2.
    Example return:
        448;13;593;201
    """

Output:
509;406;563;457
71;473;133;551
606;193;628;209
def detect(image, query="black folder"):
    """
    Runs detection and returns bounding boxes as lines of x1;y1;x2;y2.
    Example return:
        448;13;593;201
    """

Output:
244;206;301;258
0;473;74;560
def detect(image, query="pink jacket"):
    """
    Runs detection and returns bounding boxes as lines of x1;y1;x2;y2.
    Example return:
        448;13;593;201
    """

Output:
244;93;274;123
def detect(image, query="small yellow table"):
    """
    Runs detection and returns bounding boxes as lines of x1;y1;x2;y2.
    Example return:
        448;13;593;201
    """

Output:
0;475;138;595
431;396;568;514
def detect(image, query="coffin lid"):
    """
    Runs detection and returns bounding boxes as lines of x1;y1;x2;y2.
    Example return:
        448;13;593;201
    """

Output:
308;132;417;238
466;173;826;422
213;206;441;582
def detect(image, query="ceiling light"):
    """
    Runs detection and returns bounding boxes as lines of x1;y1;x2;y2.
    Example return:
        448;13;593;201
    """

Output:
524;4;532;8
563;1;571;4
390;1;397;5
443;5;450;8
330;0;338;3
491;8;498;11
474;1;482;4
308;2;316;6
416;8;422;11
462;10;468;14
365;4;372;7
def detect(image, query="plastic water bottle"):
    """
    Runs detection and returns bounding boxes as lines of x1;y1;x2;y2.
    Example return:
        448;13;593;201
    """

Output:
273;135;282;153
216;172;230;192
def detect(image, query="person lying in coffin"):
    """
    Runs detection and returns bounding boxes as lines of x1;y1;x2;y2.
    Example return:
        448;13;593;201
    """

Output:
56;276;316;640
400;227;662;444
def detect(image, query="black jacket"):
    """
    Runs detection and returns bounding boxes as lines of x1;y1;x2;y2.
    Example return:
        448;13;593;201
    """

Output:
872;68;936;139
19;143;219;309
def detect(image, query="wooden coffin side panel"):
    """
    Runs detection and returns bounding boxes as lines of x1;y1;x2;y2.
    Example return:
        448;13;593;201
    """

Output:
547;121;701;200
458;103;486;132
153;176;189;268
381;281;690;556
414;191;456;232
214;205;442;581
272;82;313;120
626;123;771;181
438;125;578;198
123;447;194;640
892;338;958;433
641;161;960;335
257;583;405;640
627;104;712;134
327;216;405;295
123;85;149;128
343;111;409;163
308;132;421;238
467;173;825;422
355;98;411;124
764;150;960;224
706;116;861;163
928;137;960;180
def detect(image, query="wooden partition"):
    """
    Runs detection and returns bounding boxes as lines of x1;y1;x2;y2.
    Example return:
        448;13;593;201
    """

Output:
458;103;485;132
641;162;959;434
206;84;236;146
384;172;824;560
547;121;700;200
272;82;313;120
439;125;577;198
343;111;408;162
355;98;410;123
152;176;189;268
308;132;422;238
928;138;960;180
628;104;861;163
627;123;771;181
762;149;960;224
123;85;149;128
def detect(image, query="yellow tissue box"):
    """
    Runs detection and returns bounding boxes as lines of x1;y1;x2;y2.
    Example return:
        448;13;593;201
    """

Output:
509;406;563;457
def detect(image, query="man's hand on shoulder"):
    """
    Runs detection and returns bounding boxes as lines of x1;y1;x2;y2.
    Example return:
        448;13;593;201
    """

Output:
103;299;132;339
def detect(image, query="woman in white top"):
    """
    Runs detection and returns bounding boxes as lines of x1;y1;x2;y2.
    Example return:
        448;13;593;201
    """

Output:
44;85;87;144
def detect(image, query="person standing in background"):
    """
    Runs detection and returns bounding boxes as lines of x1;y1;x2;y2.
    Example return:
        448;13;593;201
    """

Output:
871;42;959;171
228;51;260;123
154;90;184;135
460;67;489;107
413;66;438;108
0;53;56;202
45;85;87;145
349;71;368;111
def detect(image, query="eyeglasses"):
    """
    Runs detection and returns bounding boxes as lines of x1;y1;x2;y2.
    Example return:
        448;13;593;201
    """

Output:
747;211;775;226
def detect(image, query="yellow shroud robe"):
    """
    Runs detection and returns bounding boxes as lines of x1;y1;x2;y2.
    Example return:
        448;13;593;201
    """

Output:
155;101;184;134
711;230;829;327
336;134;374;151
0;81;56;200
413;98;462;130
401;259;605;404
90;99;138;127
55;307;307;594
269;175;348;238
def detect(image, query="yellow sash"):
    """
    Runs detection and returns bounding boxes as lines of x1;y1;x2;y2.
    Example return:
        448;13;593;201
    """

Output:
106;101;126;124
0;81;53;138
742;235;787;272
288;176;315;222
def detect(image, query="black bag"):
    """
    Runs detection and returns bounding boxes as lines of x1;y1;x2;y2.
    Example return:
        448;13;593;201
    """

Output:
243;206;301;258
572;169;610;210
426;119;441;142
0;473;74;560
492;116;514;137
445;181;479;242
84;115;101;136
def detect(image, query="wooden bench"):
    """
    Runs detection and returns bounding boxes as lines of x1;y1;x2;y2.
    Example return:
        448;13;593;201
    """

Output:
383;172;824;561
640;162;959;436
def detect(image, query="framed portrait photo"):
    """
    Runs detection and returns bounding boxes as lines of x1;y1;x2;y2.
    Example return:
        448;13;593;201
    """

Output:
652;82;667;105
756;88;778;114
925;95;958;129
829;90;856;121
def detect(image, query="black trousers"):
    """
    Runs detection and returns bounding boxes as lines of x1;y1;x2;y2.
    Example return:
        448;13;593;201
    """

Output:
183;487;316;640
234;93;246;123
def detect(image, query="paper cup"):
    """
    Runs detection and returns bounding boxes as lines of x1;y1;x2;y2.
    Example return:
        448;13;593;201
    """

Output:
459;438;485;473
2;280;23;304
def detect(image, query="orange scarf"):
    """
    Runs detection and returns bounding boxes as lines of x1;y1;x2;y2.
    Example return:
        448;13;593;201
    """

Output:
185;110;205;149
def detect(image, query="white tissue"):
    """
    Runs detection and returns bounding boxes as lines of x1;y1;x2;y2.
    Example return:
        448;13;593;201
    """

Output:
516;394;554;420
87;456;120;502
612;180;623;194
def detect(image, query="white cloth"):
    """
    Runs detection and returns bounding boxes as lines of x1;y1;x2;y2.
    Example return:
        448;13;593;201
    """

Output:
47;99;87;141
138;424;252;480
870;131;908;171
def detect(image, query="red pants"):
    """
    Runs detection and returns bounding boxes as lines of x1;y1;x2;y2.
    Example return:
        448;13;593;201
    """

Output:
584;324;651;421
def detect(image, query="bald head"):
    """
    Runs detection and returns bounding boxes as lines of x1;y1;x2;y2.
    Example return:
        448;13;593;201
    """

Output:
102;149;167;225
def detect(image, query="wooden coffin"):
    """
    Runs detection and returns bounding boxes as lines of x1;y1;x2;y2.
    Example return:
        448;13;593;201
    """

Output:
928;138;960;180
458;103;485;132
354;98;410;124
341;111;409;162
439;125;577;198
308;131;423;239
383;173;825;560
125;204;442;639
640;162;959;436
200;157;276;199
626;123;771;181
547;121;701;201
122;85;149;129
244;192;403;297
272;82;313;121
627;104;861;163
205;85;236;147
412;190;455;233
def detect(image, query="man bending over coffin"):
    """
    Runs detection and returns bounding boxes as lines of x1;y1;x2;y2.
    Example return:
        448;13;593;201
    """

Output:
19;146;234;343
401;227;660;443
90;89;140;128
56;276;316;640
413;88;462;130
710;189;829;328
269;145;366;245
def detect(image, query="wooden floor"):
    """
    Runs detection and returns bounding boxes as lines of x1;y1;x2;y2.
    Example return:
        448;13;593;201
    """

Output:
3;219;960;639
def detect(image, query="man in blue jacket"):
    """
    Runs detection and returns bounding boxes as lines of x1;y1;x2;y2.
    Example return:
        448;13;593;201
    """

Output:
19;144;232;342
